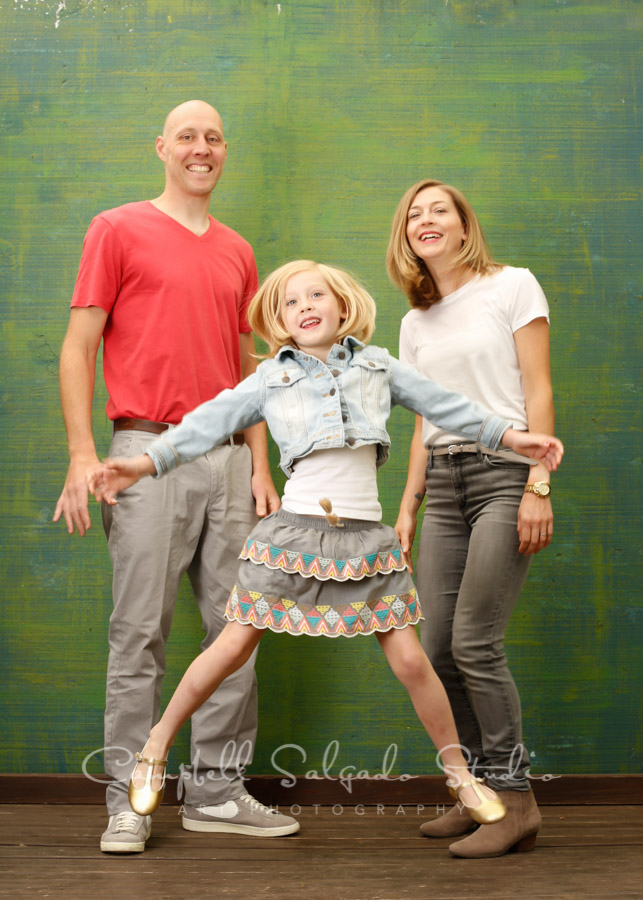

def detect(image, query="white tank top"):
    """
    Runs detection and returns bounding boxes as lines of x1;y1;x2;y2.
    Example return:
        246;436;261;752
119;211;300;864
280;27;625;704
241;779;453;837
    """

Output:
282;445;381;521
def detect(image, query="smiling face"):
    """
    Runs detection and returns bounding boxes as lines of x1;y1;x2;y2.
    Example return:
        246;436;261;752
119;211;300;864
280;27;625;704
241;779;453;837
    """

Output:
155;100;227;199
406;186;467;271
281;268;346;360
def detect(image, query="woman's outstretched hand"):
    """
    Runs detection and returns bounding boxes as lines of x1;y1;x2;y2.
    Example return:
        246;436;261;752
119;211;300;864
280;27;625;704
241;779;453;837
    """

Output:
502;429;564;471
87;454;156;505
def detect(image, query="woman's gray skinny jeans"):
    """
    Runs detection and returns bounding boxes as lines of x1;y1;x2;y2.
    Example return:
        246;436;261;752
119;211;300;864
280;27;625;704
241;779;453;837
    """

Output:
416;451;533;792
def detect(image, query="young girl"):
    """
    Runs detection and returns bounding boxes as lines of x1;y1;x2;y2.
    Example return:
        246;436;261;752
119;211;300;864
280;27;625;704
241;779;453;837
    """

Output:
89;260;563;835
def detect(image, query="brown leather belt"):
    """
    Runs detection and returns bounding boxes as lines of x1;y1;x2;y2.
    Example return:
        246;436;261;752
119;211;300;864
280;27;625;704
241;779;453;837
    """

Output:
113;417;170;434
112;417;245;445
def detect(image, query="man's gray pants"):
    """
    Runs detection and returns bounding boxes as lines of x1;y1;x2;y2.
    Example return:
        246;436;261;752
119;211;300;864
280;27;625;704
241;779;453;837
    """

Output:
101;428;259;814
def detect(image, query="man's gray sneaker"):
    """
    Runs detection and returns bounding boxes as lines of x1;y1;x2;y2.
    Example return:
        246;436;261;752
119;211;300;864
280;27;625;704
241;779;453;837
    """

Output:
100;812;152;853
182;793;300;837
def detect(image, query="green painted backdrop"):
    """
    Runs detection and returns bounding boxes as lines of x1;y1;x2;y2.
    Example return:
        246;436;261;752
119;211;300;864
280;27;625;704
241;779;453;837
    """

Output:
1;0;640;786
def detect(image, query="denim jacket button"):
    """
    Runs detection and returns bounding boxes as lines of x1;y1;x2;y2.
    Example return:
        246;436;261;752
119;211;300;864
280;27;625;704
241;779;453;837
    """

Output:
337;351;346;359
282;374;290;383
368;361;375;367
347;436;356;446
330;387;336;396
331;369;340;377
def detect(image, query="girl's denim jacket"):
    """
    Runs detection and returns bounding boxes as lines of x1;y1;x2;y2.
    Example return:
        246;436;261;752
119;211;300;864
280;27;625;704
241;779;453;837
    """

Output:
147;337;510;478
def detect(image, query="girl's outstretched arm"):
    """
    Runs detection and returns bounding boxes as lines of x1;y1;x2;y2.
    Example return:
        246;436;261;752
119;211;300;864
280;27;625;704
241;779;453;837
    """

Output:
501;429;564;471
88;454;156;505
388;355;564;471
146;372;264;477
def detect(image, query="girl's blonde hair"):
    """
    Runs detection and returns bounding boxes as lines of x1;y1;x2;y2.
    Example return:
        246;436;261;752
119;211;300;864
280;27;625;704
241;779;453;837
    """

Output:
248;260;376;357
386;179;500;309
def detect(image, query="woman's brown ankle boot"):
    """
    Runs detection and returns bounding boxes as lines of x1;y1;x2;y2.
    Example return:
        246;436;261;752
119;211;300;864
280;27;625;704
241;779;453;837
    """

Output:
448;789;542;858
419;803;477;838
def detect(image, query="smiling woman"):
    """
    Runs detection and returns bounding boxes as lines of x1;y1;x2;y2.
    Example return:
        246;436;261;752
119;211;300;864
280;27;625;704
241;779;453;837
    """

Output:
389;179;556;858
406;187;467;275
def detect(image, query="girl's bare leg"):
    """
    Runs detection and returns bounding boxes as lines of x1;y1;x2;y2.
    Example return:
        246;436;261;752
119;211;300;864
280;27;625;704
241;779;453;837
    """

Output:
133;622;264;789
375;626;497;809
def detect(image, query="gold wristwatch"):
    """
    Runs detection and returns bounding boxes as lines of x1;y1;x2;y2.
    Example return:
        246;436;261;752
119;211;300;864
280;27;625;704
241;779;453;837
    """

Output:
524;482;551;498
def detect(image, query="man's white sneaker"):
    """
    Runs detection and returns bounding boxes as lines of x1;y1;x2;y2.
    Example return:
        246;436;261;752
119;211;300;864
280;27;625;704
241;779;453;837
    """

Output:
182;793;300;837
100;812;152;853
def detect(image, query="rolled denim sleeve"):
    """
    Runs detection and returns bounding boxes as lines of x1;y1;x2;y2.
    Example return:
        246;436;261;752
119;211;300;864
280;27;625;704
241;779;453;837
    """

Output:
388;355;511;450
146;373;264;476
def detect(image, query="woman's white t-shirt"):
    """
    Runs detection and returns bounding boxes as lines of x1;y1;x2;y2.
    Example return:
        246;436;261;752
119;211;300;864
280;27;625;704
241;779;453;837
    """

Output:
399;266;549;448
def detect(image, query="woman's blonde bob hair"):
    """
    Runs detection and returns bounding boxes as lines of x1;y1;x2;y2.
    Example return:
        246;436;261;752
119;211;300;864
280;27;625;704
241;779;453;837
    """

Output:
248;260;376;357
386;179;500;309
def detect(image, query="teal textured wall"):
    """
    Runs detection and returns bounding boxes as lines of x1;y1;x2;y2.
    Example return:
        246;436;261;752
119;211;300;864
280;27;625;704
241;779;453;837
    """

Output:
1;0;640;784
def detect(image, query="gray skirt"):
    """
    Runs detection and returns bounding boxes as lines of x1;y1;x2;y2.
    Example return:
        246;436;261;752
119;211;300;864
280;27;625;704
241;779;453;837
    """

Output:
224;508;422;637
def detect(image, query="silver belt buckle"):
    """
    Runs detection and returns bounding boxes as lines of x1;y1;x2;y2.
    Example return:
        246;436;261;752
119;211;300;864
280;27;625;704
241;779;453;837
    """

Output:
447;444;463;455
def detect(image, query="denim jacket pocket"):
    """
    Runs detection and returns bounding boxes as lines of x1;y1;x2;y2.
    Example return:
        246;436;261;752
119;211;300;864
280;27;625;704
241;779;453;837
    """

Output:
264;366;307;390
264;365;308;446
351;355;388;373
350;355;390;424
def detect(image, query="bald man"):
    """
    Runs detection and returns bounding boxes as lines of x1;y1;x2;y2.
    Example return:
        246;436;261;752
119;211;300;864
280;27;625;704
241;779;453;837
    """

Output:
55;101;298;852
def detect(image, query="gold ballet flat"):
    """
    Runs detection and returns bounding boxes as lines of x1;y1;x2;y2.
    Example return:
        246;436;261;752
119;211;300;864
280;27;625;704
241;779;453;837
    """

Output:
448;777;507;825
128;745;168;816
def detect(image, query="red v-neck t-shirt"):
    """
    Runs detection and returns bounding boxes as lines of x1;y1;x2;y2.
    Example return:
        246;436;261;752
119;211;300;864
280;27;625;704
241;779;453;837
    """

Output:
71;201;258;424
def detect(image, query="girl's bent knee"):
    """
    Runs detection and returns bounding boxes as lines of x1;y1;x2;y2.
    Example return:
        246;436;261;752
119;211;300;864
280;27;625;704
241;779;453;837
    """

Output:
216;625;260;674
391;650;431;688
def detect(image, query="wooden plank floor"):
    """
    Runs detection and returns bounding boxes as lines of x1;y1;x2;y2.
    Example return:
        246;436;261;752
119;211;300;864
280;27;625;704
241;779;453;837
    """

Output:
0;805;641;899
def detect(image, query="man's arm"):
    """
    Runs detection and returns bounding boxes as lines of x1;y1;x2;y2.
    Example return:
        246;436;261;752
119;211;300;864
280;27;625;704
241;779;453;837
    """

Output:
53;306;109;535
239;332;280;517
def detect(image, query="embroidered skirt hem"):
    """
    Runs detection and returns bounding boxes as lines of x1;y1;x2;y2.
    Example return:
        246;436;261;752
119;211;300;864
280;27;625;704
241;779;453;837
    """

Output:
223;509;423;637
239;538;406;581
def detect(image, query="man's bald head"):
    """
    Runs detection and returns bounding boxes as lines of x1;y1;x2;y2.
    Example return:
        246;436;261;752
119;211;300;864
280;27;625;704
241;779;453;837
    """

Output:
162;100;224;140
155;100;228;202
